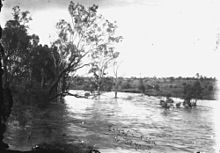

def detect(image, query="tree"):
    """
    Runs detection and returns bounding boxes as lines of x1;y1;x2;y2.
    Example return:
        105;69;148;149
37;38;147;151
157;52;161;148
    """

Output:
183;80;203;107
138;78;145;94
195;73;200;79
30;45;57;88
101;77;114;91
1;6;35;86
208;85;213;92
113;61;121;98
89;51;119;95
192;81;203;100
51;2;122;97
0;0;14;149
0;6;62;104
154;84;160;91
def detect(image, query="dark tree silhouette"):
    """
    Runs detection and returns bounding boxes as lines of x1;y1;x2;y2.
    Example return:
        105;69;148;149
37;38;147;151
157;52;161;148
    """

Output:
138;78;145;94
0;0;13;149
183;80;203;107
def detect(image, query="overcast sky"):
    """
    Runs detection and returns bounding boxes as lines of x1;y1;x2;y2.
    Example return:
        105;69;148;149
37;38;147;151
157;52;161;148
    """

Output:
1;0;220;78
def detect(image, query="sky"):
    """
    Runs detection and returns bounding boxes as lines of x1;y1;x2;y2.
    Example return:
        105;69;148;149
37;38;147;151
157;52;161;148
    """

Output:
0;0;220;78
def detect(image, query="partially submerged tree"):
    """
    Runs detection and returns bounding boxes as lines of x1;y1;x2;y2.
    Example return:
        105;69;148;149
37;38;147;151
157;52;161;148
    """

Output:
1;2;122;103
89;51;120;95
183;80;203;107
52;2;122;97
113;61;120;98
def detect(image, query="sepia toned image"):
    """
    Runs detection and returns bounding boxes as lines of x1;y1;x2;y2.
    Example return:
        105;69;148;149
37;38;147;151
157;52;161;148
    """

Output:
0;0;219;153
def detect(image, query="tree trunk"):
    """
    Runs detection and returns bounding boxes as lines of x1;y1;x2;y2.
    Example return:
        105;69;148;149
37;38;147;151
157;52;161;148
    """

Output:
0;56;6;148
97;86;101;95
29;68;32;82
0;4;10;148
61;75;67;93
114;90;117;99
40;68;45;88
114;78;118;98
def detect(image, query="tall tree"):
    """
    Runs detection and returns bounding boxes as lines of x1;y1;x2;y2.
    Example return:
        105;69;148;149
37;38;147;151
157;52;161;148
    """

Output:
50;1;122;97
0;0;5;148
1;6;34;85
0;0;13;149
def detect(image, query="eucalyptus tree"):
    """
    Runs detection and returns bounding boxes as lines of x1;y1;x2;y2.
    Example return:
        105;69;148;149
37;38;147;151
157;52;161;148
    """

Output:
1;6;37;85
51;1;122;97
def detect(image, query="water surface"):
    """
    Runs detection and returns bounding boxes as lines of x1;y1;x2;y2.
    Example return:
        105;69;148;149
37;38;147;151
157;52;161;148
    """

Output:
4;91;219;153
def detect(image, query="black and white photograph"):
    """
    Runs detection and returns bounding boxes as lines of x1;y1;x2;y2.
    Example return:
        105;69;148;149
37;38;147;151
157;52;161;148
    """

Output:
0;0;219;153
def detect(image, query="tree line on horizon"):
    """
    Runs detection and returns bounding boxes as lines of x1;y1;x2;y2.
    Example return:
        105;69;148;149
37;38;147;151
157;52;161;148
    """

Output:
69;76;216;100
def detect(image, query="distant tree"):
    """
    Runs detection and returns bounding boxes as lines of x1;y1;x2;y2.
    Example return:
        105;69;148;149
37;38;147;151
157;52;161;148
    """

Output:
193;81;203;100
183;81;203;105
146;84;153;90
138;78;145;93
195;73;200;79
169;77;174;82
154;84;160;91
208;85;213;92
101;77;114;91
178;76;182;79
122;81;131;89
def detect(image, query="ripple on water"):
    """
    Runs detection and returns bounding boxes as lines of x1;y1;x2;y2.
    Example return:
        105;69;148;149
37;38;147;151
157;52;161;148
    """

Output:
4;91;217;153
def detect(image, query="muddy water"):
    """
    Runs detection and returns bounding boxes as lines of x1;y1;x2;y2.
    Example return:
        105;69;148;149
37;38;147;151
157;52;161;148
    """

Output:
4;91;219;153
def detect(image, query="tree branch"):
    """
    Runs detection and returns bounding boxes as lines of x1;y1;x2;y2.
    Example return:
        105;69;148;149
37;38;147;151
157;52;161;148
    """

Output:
49;91;89;102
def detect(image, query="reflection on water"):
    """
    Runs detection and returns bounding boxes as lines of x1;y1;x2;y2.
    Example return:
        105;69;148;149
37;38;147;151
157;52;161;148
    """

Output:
4;91;219;153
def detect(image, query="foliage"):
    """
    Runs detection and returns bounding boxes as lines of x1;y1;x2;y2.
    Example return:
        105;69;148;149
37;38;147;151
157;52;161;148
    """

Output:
138;78;145;93
1;2;122;102
30;45;58;88
52;2;122;95
1;6;38;84
208;85;213;91
70;76;216;100
154;84;160;91
183;81;203;101
1;6;59;103
100;77;114;91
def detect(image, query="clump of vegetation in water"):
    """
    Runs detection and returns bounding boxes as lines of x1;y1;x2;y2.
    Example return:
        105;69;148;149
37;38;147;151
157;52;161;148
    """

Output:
183;80;203;107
